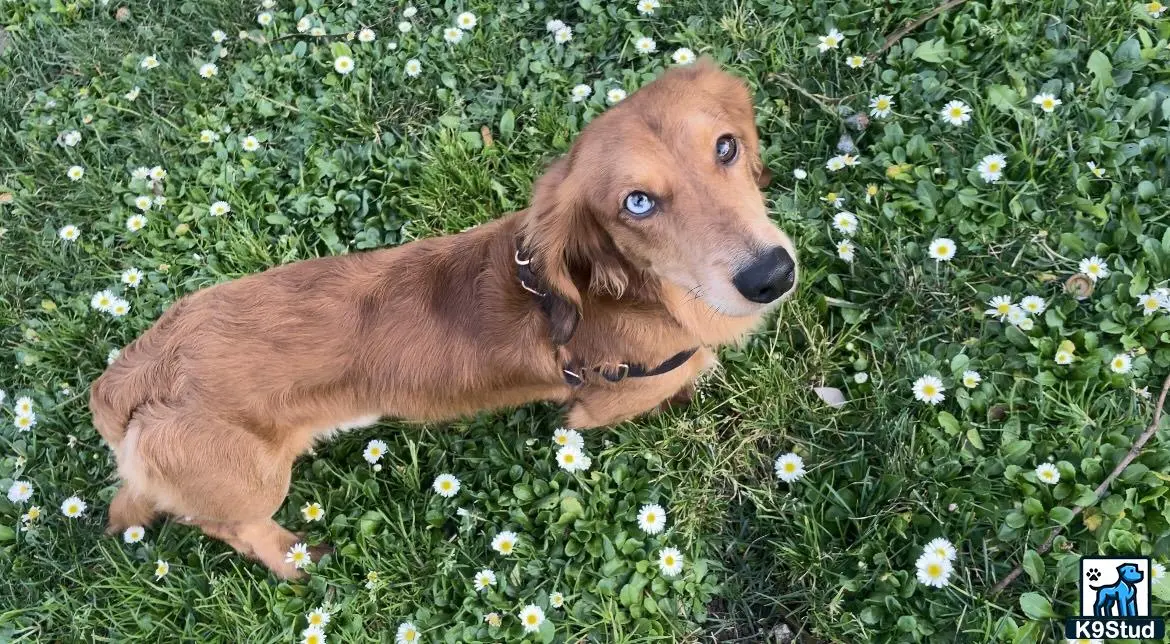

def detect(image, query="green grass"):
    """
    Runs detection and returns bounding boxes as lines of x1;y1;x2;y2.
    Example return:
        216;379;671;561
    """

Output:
2;0;1170;642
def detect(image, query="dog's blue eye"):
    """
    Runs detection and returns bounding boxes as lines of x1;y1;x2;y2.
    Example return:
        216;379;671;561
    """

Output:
624;191;655;217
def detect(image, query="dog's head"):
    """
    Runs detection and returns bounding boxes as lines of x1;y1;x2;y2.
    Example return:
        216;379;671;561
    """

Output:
521;58;797;343
1118;564;1144;584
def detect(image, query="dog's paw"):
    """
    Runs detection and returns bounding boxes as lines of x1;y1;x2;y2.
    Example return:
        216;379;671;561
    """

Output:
1086;568;1101;582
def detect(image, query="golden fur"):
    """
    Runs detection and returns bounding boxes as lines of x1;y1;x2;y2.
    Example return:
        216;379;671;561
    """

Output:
89;58;798;578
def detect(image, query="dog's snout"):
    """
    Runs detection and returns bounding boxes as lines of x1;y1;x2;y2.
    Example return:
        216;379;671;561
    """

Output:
732;246;796;304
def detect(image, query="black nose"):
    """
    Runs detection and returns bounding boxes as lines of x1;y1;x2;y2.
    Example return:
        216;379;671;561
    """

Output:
732;247;796;304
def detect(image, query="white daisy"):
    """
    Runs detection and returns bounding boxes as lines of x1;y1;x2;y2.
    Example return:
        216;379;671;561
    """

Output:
456;12;477;30
1007;306;1028;327
15;395;34;414
403;6;418;18
961;370;982;388
911;375;945;405
552;427;584;449
491;530;518;555
58;224;81;242
658;547;684;576
122;268;144;288
334;55;355;74
1138;292;1165;316
1078;256;1109;281
297;17;313;33
199;63;218;78
483;612;501;627
134;195;153;211
634;36;656;54
570;84;592;102
817;28;844;52
518;605;545;633
556;445;591;472
1153;562;1166;584
606;88;627;104
241;135;260;151
257;12;273;26
6;480;33;503
924;537;957;562
61;495;87;518
124;86;141;101
14;413;35;431
363;439;387;463
793;168;807;180
123;525;146;543
1055;350;1074;365
200;129;219;143
549;591;565;608
1020;296;1047;315
554;26;573;44
845;55;865;68
398;21;412;33
1109;354;1132;374
306;607;331;628
212;29;226;43
940;100;972;126
473;568;496;591
832;211;858;236
984;295;1014;320
62;130;82;146
836;239;855;263
440;27;460;44
774;452;805;483
977;154;1006;183
928;237;956;261
141;55;160;70
404;59;422;77
131;166;150;181
302;626;326;644
826;156;846;172
285;542;312;569
868;94;895;118
636;0;660;15
108;298;130;317
1086;161;1106;178
126;214;148;232
546;19;565;33
155;559;170;579
432;473;461;497
672;48;695;65
1032;92;1062;113
91;290;115;312
358;28;376;42
637;503;667;534
915;552;952;588
210;201;231;217
1035;462;1060;484
301;502;325;522
67;165;84;181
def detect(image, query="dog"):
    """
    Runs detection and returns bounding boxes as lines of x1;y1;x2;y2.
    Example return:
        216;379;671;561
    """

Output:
1093;563;1144;617
89;58;798;578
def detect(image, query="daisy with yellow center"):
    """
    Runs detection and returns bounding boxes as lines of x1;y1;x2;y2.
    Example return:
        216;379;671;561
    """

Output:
1078;256;1109;281
491;530;518;555
836;239;855;263
774;452;805;482
549;591;565;608
306;607;331;628
126;214;148;232
484;612;502;627
1032;92;1062;113
928;237;955;261
940;100;972;126
1148;1;1167;17
817;28;844;52
61;496;87;517
912;375;945;405
302;626;325;644
285;542;312;569
14;414;36;431
334;56;355;74
22;506;42;524
472;568;496;591
59;224;81;241
637;503;667;534
518;605;545;633
432;474;460;497
658;547;684;576
1035;462;1060;484
395;622;420;643
915;553;952;587
155;559;170;579
845;55;865;69
301;502;325;522
1110;354;1132;374
123;525;146;543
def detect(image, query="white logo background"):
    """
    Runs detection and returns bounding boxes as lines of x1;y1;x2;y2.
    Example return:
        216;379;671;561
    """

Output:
1081;557;1152;617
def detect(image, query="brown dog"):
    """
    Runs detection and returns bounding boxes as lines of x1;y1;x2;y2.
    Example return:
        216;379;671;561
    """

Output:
89;58;798;578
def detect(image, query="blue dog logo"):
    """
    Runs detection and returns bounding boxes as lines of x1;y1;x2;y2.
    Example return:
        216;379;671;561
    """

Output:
1093;563;1144;617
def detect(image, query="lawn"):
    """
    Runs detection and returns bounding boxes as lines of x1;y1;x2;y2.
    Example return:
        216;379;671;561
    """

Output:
2;0;1170;641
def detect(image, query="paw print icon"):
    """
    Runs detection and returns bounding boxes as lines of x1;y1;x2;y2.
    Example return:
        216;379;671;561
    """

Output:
1086;568;1102;582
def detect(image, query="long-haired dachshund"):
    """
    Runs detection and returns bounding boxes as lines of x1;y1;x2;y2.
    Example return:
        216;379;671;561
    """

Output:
90;58;798;578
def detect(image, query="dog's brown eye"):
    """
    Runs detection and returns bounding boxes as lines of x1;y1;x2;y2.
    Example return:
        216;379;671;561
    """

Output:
716;135;738;165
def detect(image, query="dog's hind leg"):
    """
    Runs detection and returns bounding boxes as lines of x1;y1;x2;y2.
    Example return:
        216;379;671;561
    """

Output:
122;403;318;578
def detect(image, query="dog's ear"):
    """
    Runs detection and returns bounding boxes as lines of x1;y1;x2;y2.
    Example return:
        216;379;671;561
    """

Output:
756;164;773;188
520;157;629;345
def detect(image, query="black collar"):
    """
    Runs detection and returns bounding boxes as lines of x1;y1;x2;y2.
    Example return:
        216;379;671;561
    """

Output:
514;237;699;387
